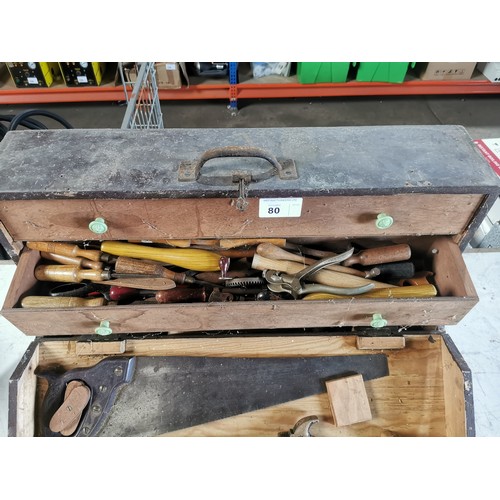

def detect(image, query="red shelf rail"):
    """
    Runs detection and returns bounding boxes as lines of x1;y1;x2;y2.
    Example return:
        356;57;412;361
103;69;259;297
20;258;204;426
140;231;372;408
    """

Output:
1;79;499;105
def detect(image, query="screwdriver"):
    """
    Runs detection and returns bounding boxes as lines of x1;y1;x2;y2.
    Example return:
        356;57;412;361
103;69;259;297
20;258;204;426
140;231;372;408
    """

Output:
114;256;196;285
35;264;164;283
40;251;104;270
27;242;103;262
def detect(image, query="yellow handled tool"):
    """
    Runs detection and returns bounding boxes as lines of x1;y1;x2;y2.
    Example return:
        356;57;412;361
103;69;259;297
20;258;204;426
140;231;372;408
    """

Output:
303;284;437;300
101;241;222;272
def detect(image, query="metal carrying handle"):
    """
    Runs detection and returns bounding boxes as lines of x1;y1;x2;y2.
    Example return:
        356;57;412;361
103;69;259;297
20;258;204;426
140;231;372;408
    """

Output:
178;146;298;185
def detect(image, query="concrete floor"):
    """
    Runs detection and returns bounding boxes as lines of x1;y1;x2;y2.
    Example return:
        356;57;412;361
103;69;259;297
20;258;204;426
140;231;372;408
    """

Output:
0;94;499;438
2;94;500;139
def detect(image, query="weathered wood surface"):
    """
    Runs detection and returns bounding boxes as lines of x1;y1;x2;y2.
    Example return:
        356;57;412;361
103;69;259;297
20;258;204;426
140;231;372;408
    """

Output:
0;194;484;242
0;126;498;198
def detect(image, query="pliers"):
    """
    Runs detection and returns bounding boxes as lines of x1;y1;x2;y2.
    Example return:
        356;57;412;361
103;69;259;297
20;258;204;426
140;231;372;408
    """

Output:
263;247;375;299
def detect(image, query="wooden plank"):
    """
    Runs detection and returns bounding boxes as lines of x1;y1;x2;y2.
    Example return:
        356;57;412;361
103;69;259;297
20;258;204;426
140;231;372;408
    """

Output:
325;374;373;426
2;249;40;309
356;336;406;350
75;340;126;356
441;339;467;436
9;344;39;436
2;297;478;336
0;194;483;242
431;237;478;299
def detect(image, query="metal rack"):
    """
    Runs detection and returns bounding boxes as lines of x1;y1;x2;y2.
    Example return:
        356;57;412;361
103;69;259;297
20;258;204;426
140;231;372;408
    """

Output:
1;63;500;106
119;62;164;129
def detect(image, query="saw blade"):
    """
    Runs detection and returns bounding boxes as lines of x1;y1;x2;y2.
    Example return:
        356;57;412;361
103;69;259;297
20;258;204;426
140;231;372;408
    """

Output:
98;354;388;436
224;277;266;287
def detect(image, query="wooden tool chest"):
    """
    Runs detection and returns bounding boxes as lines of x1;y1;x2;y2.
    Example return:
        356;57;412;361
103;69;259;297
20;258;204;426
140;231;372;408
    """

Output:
1;125;499;437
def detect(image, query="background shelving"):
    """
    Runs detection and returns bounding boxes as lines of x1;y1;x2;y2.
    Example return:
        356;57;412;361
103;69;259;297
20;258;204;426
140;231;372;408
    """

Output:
1;62;500;106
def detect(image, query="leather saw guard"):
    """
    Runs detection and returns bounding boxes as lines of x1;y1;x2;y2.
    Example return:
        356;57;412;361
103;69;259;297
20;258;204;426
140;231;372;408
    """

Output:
36;357;136;437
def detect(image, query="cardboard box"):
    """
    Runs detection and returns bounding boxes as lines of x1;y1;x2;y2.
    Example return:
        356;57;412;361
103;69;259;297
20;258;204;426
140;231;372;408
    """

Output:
118;62;189;89
155;62;184;89
420;62;476;81
477;62;500;83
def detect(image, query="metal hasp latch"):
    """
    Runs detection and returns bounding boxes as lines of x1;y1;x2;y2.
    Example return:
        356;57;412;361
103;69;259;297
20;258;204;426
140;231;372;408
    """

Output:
178;146;298;211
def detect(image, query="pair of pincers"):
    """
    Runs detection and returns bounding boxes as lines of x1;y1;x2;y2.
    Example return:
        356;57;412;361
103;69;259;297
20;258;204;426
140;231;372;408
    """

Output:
263;248;375;299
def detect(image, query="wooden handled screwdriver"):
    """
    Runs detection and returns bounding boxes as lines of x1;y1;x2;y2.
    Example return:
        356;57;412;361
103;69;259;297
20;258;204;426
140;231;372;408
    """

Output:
34;264;175;289
27;242;102;262
21;296;107;308
342;244;411;267
101;241;222;272
114;257;195;285
40;251;104;270
34;264;147;283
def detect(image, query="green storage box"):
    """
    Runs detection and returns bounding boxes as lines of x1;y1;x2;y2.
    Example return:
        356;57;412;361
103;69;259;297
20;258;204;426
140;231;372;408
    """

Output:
356;62;415;83
297;62;353;83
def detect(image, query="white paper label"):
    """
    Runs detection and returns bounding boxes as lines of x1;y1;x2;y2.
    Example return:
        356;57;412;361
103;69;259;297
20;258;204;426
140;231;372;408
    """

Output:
165;63;176;70
27;77;38;84
259;198;303;218
77;75;88;83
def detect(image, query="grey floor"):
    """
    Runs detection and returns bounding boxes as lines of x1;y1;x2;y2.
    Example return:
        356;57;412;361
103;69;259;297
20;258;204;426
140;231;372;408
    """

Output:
1;94;500;437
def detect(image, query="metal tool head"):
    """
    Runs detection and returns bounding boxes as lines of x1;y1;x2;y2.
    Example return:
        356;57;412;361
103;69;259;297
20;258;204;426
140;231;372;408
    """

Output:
280;415;320;437
224;277;266;288
263;248;375;299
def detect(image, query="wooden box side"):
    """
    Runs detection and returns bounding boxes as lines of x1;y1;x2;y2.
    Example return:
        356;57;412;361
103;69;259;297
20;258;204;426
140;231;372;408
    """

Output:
8;341;39;437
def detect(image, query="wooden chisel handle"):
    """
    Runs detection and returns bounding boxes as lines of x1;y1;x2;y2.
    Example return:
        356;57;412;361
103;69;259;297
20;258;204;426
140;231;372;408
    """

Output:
302;284;437;300
21;296;107;308
251;254;395;289
342;244;411;267
40;252;104;270
35;265;107;283
256;243;367;277
27;242;101;262
114;256;190;285
101;241;221;272
219;238;287;249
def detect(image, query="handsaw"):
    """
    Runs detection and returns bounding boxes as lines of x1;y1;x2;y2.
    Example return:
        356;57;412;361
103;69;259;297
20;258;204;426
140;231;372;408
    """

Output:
37;354;389;437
